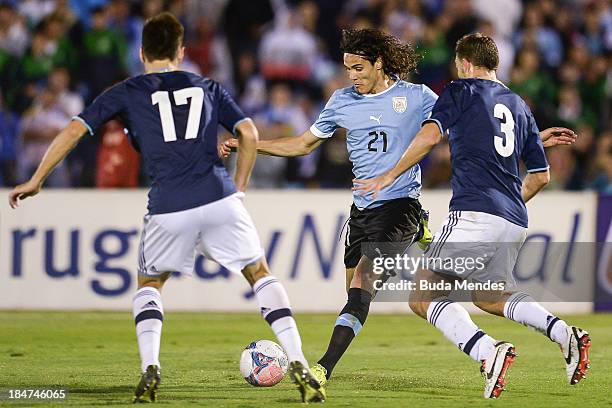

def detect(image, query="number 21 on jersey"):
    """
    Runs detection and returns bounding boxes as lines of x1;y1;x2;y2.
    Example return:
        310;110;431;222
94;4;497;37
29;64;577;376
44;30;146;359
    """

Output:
152;87;204;142
493;103;515;157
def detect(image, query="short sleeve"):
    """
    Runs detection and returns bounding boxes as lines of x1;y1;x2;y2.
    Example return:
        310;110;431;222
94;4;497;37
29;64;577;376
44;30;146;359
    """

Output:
421;85;438;121
217;83;248;134
76;82;127;135
310;91;340;139
422;81;466;136
522;109;549;173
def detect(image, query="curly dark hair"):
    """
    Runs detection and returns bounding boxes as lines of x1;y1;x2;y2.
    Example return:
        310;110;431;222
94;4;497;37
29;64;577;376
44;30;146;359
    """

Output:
340;28;421;80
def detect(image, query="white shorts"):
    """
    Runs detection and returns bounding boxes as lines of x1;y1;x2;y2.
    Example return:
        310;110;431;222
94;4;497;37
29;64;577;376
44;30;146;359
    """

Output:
138;193;264;276
426;211;527;284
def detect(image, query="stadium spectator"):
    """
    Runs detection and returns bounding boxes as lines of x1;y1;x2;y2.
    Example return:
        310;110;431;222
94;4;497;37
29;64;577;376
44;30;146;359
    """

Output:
236;51;267;116
16;87;71;187
42;12;78;74
13;27;55;113
258;5;318;83
47;66;83;118
509;46;556;124
80;5;128;101
95;120;140;188
472;0;522;39
0;1;29;57
590;131;612;194
415;20;451;94
514;2;563;68
249;83;312;187
108;0;143;76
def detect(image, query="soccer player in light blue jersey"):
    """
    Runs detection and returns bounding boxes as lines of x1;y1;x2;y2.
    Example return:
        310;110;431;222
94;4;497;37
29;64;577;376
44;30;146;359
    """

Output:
354;33;590;399
223;28;437;384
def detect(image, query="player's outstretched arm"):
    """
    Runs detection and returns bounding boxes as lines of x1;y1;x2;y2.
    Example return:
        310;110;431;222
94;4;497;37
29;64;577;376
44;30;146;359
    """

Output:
353;122;442;199
521;170;550;203
8;120;88;209
257;129;324;156
540;127;577;148
220;129;324;158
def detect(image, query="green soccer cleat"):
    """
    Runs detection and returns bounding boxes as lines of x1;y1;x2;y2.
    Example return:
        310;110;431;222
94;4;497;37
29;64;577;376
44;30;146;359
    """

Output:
417;209;433;250
133;365;161;403
310;363;328;387
289;361;326;403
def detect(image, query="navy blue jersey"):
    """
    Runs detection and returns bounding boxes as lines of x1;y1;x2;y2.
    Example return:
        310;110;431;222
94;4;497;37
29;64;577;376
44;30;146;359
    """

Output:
425;79;548;228
76;71;246;214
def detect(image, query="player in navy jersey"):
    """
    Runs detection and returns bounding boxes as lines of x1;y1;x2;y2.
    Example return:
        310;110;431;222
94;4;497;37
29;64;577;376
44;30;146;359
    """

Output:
8;13;325;404
354;33;590;399
222;28;436;384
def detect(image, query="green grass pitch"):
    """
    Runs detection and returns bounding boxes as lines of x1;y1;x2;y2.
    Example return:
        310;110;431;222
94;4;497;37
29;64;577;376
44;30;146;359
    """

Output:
0;312;610;407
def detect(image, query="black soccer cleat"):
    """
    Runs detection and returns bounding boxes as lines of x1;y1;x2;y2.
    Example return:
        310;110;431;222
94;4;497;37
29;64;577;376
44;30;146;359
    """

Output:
133;365;161;403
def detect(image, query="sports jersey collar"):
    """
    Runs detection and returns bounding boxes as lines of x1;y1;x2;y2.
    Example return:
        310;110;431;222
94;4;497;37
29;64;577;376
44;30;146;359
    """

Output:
472;77;508;89
361;76;399;98
144;68;182;75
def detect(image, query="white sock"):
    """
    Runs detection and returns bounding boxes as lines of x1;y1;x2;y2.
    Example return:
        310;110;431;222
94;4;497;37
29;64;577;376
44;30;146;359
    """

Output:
427;299;496;362
133;287;164;373
503;292;569;344
253;276;308;367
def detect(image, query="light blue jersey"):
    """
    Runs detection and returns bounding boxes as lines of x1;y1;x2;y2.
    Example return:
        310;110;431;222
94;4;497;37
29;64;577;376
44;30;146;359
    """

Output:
310;80;438;209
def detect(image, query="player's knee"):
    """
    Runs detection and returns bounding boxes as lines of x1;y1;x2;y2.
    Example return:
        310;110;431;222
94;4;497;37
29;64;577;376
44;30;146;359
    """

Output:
138;273;169;291
472;299;502;315
471;290;505;314
408;297;428;318
409;289;435;318
242;257;271;287
341;288;372;325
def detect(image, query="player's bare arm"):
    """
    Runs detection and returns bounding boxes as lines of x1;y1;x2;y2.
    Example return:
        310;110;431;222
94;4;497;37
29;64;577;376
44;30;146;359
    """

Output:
221;128;325;157
352;122;441;199
8;120;88;209
521;169;550;203
233;119;259;192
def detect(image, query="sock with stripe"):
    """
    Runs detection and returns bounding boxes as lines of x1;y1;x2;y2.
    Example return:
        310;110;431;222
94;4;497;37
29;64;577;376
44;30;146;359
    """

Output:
503;292;569;344
133;287;164;373
253;276;307;367
427;298;496;362
317;288;372;378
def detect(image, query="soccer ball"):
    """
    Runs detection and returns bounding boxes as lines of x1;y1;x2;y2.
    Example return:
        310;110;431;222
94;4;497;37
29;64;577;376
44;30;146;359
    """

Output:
240;340;289;387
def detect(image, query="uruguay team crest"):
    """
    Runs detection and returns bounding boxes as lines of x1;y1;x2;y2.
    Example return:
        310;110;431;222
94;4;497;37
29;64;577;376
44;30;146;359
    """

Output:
392;96;407;113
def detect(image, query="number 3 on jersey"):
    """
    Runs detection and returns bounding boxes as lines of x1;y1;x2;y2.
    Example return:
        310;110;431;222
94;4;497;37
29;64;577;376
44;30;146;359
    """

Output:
152;87;204;142
493;103;515;157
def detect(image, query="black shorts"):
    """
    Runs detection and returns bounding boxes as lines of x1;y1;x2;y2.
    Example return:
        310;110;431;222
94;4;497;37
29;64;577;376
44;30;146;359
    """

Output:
343;197;423;268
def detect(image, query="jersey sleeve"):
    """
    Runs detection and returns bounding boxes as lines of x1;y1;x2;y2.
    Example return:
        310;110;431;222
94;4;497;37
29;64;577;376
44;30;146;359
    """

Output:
309;91;340;139
422;81;466;136
75;82;127;135
217;84;249;134
522;109;549;173
421;85;438;121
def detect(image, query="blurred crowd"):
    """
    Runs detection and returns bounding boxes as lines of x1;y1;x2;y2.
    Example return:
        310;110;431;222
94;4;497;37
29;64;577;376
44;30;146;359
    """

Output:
0;0;610;193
